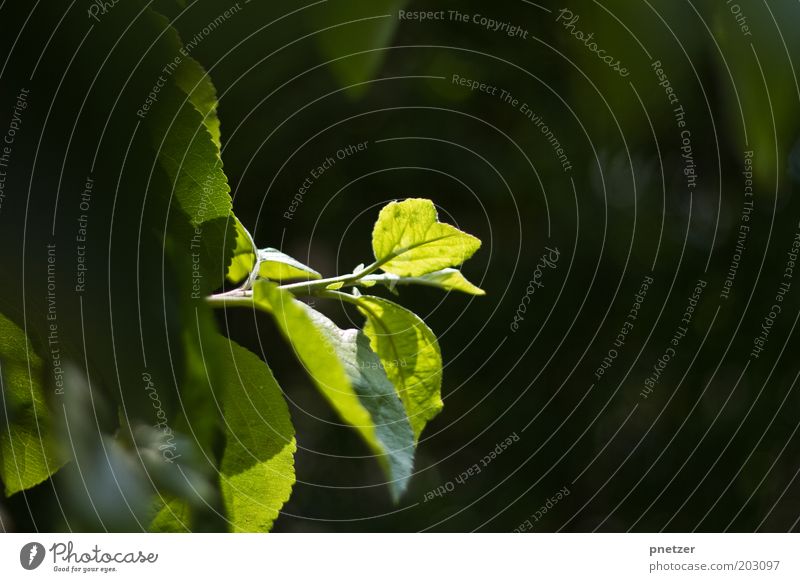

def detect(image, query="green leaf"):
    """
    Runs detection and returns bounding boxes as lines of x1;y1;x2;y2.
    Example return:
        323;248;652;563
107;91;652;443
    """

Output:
252;282;373;435
147;9;237;292
372;199;481;277
399;268;485;295
226;217;257;284
252;282;413;497
302;311;414;501
149;95;231;226
149;8;220;151
0;313;65;496
143;12;230;228
355;296;443;439
258;248;322;282
218;338;296;533
174;55;221;150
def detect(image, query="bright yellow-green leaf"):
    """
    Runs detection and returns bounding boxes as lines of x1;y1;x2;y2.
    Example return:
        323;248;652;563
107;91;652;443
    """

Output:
356;296;443;440
403;268;485;295
253;282;414;495
0;313;65;496
258;248;322;282
253;282;377;441
302;310;415;500
372;199;481;277
218;338;295;532
226;217;256;284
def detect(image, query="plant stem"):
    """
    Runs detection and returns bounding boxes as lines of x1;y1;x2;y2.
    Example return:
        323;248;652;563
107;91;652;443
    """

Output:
206;293;254;308
207;270;405;305
276;256;392;295
208;244;404;305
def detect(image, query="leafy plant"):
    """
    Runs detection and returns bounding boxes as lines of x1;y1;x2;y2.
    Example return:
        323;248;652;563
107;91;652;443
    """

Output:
206;197;484;509
0;6;484;532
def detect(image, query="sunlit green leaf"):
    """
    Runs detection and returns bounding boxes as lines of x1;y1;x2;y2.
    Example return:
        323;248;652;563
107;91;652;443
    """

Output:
400;268;485;295
302;310;414;500
253;282;376;439
0;313;65;496
143;11;231;228
355;296;442;439
174;55;221;150
218;338;295;532
258;248;322;282
372;199;481;277
149;8;221;151
226;217;257;284
253;282;413;496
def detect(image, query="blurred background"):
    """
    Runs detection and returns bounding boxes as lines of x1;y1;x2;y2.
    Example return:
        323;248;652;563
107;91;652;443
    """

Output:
1;0;800;532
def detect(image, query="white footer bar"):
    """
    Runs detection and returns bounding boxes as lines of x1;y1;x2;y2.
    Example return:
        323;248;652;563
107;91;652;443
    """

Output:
0;533;796;580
